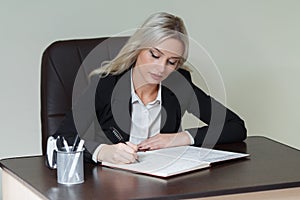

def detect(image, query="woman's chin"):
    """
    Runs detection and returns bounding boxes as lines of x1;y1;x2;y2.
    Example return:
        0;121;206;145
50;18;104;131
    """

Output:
147;79;161;85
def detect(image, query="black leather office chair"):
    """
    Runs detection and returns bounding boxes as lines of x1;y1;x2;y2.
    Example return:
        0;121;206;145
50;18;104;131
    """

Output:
40;37;129;155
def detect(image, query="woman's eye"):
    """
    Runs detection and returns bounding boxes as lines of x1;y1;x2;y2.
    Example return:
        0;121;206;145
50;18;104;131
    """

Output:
168;60;177;66
150;50;160;59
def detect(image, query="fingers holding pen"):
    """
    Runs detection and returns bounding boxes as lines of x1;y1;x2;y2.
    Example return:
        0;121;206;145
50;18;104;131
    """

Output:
108;127;139;163
98;143;139;164
122;142;139;162
114;143;139;163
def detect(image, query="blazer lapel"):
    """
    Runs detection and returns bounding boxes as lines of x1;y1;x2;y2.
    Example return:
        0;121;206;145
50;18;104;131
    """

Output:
160;85;181;133
110;71;132;141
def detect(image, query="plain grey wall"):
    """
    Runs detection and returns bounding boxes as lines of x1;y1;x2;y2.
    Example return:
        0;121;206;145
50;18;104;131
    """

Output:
1;0;300;198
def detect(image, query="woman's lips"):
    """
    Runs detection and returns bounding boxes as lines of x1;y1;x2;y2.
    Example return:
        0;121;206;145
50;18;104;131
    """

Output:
150;73;162;81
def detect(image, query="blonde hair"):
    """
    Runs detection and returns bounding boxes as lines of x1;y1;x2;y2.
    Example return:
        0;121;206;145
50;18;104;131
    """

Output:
92;12;189;76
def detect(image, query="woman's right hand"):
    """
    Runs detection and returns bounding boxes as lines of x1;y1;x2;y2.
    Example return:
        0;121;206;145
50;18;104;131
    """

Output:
97;142;138;164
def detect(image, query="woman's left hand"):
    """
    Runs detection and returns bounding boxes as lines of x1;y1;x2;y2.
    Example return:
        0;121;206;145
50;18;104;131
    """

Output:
137;132;191;151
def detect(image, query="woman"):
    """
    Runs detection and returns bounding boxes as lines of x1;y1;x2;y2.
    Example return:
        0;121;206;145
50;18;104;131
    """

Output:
56;12;247;164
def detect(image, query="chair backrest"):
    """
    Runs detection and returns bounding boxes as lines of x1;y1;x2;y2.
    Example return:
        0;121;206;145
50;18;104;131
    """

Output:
41;37;128;154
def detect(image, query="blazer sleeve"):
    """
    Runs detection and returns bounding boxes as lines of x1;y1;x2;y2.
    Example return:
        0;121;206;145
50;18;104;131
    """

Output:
54;76;112;161
181;70;247;146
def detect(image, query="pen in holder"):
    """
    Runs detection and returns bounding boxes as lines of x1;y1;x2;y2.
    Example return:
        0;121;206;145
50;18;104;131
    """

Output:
56;139;85;185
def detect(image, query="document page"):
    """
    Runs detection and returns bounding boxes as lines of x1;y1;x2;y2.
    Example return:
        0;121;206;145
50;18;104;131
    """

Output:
101;146;249;177
192;147;249;163
142;146;249;163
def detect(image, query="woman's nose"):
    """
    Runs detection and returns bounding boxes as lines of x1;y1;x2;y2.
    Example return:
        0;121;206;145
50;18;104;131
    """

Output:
156;59;167;73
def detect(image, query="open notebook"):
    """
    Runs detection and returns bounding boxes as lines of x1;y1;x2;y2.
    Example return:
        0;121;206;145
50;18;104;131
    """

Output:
101;146;249;178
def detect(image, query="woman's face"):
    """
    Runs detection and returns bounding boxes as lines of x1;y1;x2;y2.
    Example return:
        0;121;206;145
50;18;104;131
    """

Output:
133;38;184;86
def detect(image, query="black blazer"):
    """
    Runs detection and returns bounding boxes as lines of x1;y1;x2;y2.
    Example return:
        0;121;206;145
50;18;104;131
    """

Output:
55;68;247;159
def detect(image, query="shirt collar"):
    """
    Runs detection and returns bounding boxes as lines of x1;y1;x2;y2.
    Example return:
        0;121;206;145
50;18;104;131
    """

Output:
130;68;161;104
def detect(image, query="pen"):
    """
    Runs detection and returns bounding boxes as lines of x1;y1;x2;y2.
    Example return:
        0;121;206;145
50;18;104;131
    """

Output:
68;139;85;179
110;127;140;163
72;134;80;152
62;137;70;152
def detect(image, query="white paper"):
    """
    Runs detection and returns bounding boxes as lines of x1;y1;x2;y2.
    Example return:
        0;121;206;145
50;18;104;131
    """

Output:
102;146;249;177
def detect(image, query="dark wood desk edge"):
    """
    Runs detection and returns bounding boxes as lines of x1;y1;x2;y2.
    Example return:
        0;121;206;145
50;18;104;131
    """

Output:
0;155;43;173
154;183;300;200
139;136;300;200
198;136;300;199
133;181;300;200
0;155;49;200
1;137;300;200
229;135;299;150
0;155;43;163
250;135;300;151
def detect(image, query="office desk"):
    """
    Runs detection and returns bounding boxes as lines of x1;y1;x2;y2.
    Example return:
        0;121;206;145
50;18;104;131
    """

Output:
1;136;300;200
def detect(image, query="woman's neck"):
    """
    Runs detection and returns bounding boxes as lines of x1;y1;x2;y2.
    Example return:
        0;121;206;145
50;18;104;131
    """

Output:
134;83;159;105
132;72;159;105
